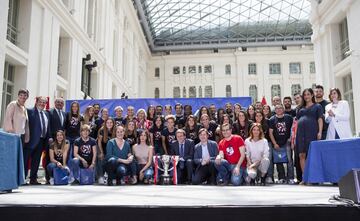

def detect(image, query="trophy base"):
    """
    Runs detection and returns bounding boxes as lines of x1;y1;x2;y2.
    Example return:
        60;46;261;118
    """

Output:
161;176;172;185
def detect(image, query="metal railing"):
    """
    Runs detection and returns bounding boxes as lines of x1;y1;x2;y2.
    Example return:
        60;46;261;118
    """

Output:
6;23;18;45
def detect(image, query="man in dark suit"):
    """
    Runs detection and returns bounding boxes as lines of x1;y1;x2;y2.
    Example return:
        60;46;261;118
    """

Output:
24;96;51;185
170;129;194;184
48;98;66;139
193;128;219;185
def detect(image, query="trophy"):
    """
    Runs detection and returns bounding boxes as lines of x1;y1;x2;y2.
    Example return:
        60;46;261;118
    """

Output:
153;155;179;185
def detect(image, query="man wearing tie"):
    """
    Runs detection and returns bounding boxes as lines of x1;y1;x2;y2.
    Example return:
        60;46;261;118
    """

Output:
24;96;51;185
48;98;66;140
170;129;194;184
46;98;66;183
192;128;219;185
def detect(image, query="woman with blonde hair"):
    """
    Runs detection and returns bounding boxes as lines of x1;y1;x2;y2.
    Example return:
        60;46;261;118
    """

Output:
82;105;96;138
136;108;150;130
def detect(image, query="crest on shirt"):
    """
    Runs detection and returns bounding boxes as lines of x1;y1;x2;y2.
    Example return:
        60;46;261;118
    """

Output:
226;146;234;156
154;131;162;139
276;122;286;134
70;117;79;126
168;135;176;143
80;144;91;155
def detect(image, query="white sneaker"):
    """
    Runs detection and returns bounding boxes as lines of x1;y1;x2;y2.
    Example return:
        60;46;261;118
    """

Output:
288;179;296;185
98;176;105;185
49;178;54;185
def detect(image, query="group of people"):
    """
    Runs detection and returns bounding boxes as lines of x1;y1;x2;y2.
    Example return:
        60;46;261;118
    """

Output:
2;85;352;186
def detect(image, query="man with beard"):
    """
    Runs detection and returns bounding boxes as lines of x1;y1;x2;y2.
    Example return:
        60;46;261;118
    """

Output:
93;103;101;120
283;97;296;118
225;102;234;120
174;103;185;129
209;104;217;122
315;85;329;140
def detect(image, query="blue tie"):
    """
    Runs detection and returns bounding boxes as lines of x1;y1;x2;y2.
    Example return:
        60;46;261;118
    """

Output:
180;143;184;157
40;111;46;138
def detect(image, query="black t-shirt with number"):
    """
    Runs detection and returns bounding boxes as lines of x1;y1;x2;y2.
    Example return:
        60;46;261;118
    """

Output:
269;114;293;146
98;129;113;155
175;115;185;129
49;140;69;163
125;133;137;147
161;127;178;152
149;125;164;154
74;137;96;165
65;114;84;139
114;117;125;127
185;124;200;145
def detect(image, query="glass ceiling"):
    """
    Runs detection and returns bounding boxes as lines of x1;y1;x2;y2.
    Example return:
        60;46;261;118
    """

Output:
133;0;312;52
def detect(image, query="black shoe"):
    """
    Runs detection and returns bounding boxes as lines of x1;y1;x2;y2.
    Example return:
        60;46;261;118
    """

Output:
250;179;256;186
261;177;266;186
70;179;80;185
29;179;42;185
107;180;113;186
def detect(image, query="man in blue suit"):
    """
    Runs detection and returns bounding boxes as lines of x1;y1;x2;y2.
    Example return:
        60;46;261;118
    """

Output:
24;96;51;185
193;128;219;185
170;129;194;184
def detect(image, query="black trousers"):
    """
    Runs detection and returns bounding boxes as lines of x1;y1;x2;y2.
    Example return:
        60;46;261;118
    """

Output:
192;162;216;185
23;138;47;180
176;159;193;184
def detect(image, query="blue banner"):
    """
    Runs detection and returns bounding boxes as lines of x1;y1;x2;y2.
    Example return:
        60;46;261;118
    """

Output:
65;97;252;116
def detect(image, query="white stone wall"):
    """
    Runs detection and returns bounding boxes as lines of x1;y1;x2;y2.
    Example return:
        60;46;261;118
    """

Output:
147;46;316;104
0;0;150;116
310;0;360;135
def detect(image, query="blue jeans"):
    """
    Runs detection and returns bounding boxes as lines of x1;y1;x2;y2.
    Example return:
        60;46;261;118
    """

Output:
47;162;70;178
105;157;137;180
69;158;84;181
214;159;246;186
137;163;154;180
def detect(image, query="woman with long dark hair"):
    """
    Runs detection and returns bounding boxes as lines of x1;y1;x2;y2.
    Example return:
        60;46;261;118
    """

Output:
97;118;116;184
254;110;270;141
149;115;165;155
232;110;253;140
197;106;211;123
296;88;323;184
124;120;138;148
65;101;83;152
147;105;156;128
132;130;154;184
184;115;200;144
247;105;256;122
262;104;272;119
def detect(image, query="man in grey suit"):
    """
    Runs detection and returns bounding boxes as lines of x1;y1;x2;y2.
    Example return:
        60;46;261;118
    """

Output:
193;128;219;185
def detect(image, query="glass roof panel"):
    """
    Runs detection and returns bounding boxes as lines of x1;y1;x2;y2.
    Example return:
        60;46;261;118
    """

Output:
133;0;312;51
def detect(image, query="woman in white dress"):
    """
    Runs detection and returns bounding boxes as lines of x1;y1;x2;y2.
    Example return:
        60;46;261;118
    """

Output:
325;88;352;140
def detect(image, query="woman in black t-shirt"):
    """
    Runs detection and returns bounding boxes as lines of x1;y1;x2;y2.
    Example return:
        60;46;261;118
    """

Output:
161;115;177;154
114;106;125;127
255;110;270;141
65;101;83;148
124;120;138;148
184;115;200;145
232;110;253;141
149;115;165;155
200;114;218;141
97;118;116;184
47;130;70;185
70;124;97;184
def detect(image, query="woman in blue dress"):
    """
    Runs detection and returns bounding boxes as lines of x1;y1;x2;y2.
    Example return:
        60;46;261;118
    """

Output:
296;88;323;183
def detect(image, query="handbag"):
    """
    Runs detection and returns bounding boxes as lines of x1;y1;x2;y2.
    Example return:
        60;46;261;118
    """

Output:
80;168;95;185
272;147;288;163
53;167;69;185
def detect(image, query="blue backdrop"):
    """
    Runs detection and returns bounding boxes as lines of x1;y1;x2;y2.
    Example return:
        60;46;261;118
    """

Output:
65;97;252;116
